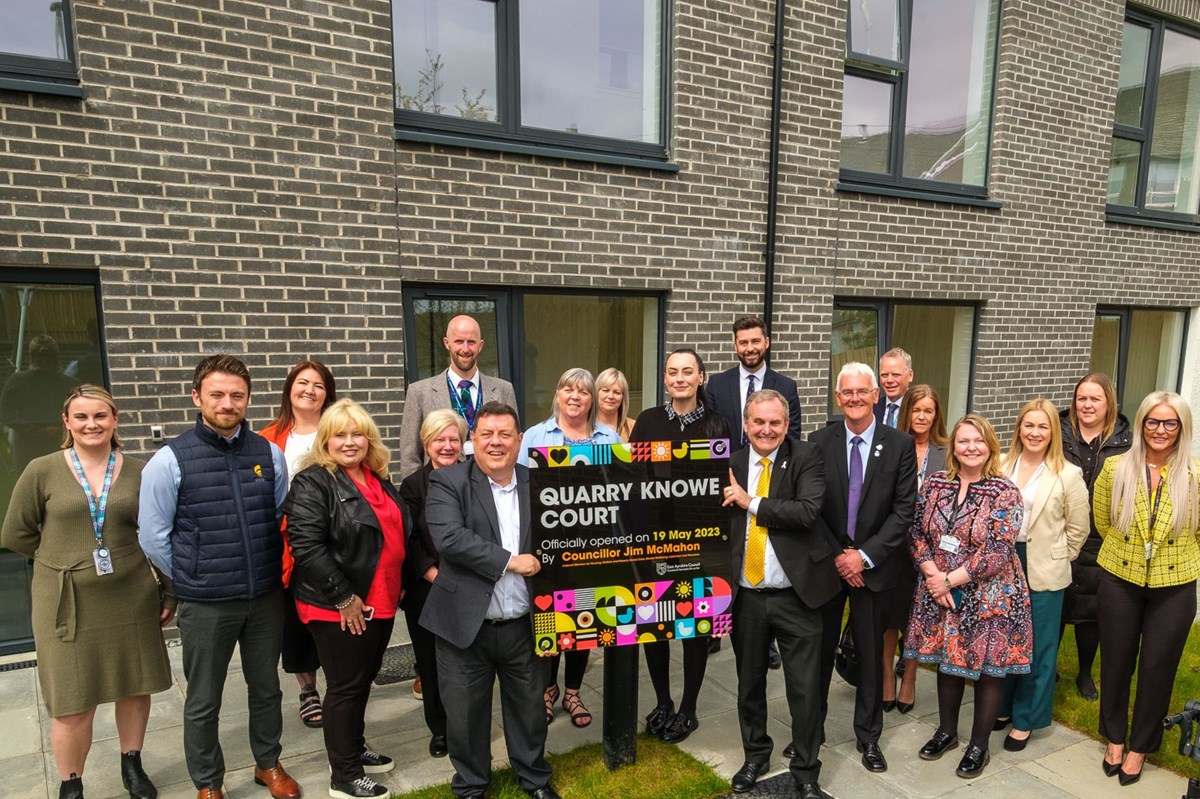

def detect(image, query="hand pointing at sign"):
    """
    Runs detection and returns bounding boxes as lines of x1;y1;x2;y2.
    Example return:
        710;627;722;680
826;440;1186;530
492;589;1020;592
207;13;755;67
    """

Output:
723;468;752;509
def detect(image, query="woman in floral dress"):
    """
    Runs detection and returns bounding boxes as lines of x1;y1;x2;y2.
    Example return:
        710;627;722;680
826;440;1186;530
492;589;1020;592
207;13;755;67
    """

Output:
904;413;1031;780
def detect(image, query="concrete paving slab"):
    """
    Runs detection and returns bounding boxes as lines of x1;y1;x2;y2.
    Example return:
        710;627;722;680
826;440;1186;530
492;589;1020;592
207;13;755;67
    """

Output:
0;752;49;799
1018;737;1190;799
0;702;44;760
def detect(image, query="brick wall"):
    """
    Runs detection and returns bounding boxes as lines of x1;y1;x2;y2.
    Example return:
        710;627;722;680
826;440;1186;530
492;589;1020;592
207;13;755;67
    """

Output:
2;0;1199;453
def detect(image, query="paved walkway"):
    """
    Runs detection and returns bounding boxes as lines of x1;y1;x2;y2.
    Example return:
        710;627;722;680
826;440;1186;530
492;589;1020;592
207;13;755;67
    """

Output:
0;636;1191;799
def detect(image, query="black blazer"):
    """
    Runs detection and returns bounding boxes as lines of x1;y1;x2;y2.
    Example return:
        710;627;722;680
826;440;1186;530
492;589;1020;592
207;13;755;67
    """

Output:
730;438;840;610
420;460;534;650
808;422;918;592
285;465;411;610
708;366;803;451
398;462;438;610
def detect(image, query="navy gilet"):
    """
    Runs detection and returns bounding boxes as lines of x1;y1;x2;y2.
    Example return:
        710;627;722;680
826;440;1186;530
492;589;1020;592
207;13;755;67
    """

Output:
167;416;282;601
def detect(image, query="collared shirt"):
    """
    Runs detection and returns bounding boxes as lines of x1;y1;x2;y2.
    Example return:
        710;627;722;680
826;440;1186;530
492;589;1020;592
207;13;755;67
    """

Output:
883;397;902;427
663;400;707;427
486;472;529;620
517;417;623;467
739;447;791;589
138;429;289;576
739;364;768;417
447;367;481;409
844;418;878;569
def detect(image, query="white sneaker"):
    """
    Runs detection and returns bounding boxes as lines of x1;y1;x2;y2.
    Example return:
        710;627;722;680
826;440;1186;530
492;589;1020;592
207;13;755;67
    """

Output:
329;776;388;799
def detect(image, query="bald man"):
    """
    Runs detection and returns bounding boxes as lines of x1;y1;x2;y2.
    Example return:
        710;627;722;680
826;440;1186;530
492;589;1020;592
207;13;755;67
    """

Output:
398;315;518;479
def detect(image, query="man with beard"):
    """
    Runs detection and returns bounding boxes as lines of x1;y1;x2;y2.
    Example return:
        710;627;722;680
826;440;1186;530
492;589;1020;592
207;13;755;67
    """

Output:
398;315;517;479
708;316;803;450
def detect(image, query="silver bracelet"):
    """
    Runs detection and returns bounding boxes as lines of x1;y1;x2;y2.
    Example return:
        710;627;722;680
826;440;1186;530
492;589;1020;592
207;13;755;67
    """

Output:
335;595;355;610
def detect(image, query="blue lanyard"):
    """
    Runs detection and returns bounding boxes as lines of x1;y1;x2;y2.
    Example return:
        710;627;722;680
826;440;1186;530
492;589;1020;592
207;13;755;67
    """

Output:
68;448;116;547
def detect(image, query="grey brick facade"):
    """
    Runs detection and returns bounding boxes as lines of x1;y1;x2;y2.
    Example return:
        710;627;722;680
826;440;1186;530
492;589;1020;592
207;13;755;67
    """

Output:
2;0;1199;454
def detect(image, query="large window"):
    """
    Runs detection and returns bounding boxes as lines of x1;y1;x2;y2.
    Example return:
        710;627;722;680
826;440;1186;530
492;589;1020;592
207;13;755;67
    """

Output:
830;300;976;421
1091;307;1187;412
403;286;662;429
1108;13;1200;227
0;0;78;88
392;0;669;160
0;270;105;654
839;0;1002;197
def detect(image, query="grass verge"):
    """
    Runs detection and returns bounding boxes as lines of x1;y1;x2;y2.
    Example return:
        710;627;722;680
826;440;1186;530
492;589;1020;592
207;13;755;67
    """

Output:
389;734;730;799
1055;623;1200;777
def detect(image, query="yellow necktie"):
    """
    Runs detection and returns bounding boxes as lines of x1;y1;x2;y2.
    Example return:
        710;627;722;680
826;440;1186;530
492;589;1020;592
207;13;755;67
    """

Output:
744;457;771;585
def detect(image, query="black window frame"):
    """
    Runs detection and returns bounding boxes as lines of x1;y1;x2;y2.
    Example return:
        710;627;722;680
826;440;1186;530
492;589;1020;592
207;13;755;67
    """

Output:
0;0;82;96
391;0;674;167
1106;10;1200;231
401;283;667;423
837;0;1003;204
1094;305;1189;411
828;297;980;421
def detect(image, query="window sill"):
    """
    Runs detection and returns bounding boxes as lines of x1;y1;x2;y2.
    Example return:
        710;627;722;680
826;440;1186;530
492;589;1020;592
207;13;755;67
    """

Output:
394;128;680;172
1105;210;1199;234
836;180;1001;209
0;75;82;98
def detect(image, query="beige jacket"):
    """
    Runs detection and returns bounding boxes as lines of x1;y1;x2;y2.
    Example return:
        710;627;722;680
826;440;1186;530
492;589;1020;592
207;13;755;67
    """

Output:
1021;462;1090;591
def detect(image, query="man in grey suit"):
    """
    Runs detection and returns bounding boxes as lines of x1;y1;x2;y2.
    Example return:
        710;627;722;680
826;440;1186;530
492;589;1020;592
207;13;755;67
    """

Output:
398;314;518;478
723;390;836;799
421;402;560;799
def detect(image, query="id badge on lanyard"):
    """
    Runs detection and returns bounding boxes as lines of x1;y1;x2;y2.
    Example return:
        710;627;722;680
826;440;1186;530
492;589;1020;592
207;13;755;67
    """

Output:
69;448;117;576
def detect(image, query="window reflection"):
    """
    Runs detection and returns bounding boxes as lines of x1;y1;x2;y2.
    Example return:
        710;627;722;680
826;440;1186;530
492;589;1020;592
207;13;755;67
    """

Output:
1107;137;1142;206
848;0;901;62
840;75;893;174
519;0;662;143
1115;22;1151;128
393;0;498;121
1145;29;1200;214
1;0;69;61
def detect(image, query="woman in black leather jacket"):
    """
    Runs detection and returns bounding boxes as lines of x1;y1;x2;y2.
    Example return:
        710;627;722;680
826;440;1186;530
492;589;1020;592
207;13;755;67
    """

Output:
286;399;410;799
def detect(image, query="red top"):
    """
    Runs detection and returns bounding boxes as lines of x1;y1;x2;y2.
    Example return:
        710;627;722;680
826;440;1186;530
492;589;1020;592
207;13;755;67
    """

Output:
296;469;405;623
259;421;297;586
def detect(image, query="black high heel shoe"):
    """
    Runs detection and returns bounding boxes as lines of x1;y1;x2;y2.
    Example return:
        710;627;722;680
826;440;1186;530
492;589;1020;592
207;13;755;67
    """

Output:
1118;753;1143;786
1102;744;1124;778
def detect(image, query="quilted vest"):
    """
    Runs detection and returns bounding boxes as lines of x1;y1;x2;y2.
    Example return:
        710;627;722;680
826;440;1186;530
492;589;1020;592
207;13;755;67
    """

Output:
168;416;282;601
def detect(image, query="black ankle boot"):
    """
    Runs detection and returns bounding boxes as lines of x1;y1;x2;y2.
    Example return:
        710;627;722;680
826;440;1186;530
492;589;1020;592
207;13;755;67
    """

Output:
59;775;84;799
120;751;158;799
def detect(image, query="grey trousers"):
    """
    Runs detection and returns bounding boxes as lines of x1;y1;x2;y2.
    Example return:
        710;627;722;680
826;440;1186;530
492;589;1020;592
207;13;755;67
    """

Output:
436;617;552;797
176;589;284;790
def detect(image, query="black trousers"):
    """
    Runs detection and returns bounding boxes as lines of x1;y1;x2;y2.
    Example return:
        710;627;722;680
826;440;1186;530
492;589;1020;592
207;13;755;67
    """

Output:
733;588;823;784
547;651;588;691
281;585;320;675
308;616;394;783
1097;571;1196;752
818;585;893;745
403;599;447;737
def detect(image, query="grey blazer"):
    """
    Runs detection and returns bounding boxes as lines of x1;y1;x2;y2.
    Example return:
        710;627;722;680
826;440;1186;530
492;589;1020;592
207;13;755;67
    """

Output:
419;460;533;650
397;370;518;479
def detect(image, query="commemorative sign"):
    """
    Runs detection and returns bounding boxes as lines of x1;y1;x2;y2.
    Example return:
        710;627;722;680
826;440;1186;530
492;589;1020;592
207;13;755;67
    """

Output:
528;438;734;655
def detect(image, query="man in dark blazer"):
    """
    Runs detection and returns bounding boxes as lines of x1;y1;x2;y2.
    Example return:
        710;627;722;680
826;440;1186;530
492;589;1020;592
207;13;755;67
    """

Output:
398;314;518;478
421;402;560;799
810;363;917;774
872;347;913;427
708;316;803;450
724;390;838;799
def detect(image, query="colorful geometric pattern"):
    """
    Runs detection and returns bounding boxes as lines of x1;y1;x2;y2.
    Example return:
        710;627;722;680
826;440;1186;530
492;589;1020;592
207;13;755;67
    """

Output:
529;439;731;468
533;576;733;655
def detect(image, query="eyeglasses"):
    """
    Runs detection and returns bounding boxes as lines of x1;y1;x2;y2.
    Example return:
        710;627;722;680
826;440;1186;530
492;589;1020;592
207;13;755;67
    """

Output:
837;388;875;399
1143;417;1181;432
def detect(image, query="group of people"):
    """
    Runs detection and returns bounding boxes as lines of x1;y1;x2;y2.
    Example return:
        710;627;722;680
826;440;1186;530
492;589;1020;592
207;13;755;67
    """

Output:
1;312;1197;799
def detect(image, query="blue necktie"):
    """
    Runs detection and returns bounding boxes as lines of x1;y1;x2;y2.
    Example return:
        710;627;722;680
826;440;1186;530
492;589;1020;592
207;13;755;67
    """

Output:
847;435;863;541
741;374;756;447
885;402;898;427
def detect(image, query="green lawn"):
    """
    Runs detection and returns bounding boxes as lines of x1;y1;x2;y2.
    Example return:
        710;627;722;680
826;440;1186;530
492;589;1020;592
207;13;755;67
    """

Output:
1055;623;1200;776
388;735;729;799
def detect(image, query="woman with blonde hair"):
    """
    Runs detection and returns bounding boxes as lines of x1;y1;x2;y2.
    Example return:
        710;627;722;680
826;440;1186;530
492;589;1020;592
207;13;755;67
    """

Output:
1058;372;1131;701
398;408;467;758
285;399;409;799
1094;391;1200;786
596;367;636;441
904;414;1030;779
2;385;173;799
993;398;1089;749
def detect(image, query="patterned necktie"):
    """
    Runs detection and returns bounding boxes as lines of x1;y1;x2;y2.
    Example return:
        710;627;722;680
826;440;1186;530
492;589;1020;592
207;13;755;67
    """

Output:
458;379;476;431
744;457;771;585
741;374;756;447
885;402;898;427
847;436;863;541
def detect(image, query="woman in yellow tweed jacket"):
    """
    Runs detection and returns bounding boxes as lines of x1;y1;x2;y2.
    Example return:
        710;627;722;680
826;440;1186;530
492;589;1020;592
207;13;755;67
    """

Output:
1093;391;1200;786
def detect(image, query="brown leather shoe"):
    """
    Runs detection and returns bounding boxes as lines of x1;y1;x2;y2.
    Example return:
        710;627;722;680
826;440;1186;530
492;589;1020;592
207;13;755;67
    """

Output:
254;762;301;799
197;788;224;799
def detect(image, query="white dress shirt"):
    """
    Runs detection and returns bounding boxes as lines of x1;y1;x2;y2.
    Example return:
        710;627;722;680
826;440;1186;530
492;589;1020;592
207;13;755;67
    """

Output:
844;419;877;569
739;447;791;589
485;472;529;620
739;364;768;417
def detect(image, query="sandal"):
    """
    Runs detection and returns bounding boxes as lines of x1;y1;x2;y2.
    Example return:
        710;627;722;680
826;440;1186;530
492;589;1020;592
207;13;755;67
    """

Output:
562;691;592;728
299;683;323;728
544;683;560;725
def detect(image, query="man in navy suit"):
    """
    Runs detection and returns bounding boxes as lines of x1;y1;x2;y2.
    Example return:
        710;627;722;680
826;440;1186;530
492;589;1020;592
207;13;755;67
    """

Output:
811;363;917;774
708;316;803;450
873;348;913;427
